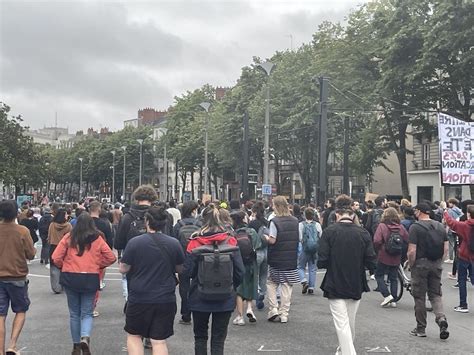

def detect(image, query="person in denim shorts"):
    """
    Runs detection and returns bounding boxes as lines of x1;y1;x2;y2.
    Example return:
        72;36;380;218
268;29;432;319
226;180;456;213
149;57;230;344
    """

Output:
0;200;36;355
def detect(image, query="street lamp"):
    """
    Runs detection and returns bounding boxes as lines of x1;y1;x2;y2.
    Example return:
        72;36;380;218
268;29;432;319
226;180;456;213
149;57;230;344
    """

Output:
111;150;116;203
257;61;274;186
121;146;127;202
200;102;211;196
78;157;83;199
136;139;144;186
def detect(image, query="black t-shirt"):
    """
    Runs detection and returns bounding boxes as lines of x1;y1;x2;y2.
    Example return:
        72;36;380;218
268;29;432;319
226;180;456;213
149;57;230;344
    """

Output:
408;220;447;259
93;217;113;248
121;232;185;304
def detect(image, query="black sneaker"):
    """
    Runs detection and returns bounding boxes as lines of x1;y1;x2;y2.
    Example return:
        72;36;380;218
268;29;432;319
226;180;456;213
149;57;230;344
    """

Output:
439;320;449;340
308;289;314;295
453;305;469;313
302;282;309;294
410;328;426;337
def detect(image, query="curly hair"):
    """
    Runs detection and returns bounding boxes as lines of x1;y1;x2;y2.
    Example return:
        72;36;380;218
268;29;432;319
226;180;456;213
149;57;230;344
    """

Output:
132;185;158;203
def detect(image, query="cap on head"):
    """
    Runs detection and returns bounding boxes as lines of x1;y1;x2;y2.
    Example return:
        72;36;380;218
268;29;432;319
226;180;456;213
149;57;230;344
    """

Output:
414;203;431;215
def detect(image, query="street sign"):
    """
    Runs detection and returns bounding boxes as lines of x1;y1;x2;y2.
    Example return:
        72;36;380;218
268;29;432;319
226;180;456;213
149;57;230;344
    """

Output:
262;184;272;195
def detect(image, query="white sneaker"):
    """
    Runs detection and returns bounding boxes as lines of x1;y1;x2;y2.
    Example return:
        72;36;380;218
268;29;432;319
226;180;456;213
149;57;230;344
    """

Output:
45;264;50;269
370;275;375;280
232;316;245;326
280;316;288;323
246;310;257;323
381;295;394;307
390;302;397;308
444;259;454;264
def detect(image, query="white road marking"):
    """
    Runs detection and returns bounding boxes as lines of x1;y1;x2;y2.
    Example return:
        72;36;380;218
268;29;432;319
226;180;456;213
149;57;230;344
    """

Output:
366;346;391;353
258;345;282;352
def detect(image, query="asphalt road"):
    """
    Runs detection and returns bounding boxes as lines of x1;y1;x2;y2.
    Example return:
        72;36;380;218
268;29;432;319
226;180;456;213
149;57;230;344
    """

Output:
5;258;474;355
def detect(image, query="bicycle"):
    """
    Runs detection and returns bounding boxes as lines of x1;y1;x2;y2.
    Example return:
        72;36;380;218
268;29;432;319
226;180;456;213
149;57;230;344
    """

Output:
393;262;411;302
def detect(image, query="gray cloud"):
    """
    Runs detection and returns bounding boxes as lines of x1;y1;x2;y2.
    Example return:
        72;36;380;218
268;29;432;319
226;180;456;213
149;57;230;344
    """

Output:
0;0;360;131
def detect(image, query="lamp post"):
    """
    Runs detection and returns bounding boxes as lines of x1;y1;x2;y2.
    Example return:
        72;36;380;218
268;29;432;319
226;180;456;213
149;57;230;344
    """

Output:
136;139;144;186
78;158;83;199
111;150;116;203
121;146;127;202
200;102;211;196
257;61;274;186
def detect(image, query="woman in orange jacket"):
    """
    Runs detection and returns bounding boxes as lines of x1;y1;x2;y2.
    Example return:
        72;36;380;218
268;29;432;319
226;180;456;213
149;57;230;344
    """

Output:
52;212;116;355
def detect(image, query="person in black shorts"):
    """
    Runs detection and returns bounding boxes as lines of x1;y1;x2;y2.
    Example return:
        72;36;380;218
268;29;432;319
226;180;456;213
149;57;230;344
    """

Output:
119;206;185;355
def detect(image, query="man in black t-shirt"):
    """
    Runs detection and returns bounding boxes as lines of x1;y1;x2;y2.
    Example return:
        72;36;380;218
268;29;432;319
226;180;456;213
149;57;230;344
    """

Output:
120;207;185;354
407;202;449;340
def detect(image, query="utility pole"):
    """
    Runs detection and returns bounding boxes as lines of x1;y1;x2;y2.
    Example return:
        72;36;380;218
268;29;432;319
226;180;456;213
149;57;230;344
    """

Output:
111;150;116;203
317;76;329;206
342;116;350;195
200;102;211;197
258;61;275;187
78;158;83;199
121;146;127;202
164;144;168;201
136;139;143;186
241;112;249;201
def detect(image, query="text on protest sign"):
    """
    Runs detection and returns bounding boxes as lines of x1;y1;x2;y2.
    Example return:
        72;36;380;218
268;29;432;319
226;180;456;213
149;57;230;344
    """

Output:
438;113;474;185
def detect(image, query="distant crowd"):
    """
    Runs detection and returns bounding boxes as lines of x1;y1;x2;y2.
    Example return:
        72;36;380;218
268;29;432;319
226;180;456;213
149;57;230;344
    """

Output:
1;187;473;355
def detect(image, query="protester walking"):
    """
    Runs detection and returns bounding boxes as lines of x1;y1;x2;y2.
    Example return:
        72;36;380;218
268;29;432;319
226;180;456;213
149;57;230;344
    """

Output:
183;204;244;355
443;204;474;313
248;201;269;310
0;200;36;355
373;207;408;308
48;208;72;294
298;207;322;295
172;200;201;325
119;206;184;355
19;209;39;246
231;211;259;326
317;203;376;355
264;196;299;323
38;207;53;265
52;212;116;354
407;202;449;339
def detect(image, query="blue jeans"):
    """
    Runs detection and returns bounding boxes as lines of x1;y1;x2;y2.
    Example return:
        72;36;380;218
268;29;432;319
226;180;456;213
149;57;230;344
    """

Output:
65;288;96;343
375;262;398;298
256;249;268;296
457;259;473;307
297;248;317;289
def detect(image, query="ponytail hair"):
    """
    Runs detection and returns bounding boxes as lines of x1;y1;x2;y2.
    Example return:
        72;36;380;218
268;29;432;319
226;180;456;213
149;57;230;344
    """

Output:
201;203;224;233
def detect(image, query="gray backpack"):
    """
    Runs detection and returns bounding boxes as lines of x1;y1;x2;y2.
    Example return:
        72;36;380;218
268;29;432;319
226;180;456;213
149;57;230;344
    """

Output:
192;238;239;301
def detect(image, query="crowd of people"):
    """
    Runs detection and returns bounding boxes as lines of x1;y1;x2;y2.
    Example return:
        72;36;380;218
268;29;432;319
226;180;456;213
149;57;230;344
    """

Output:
0;186;473;355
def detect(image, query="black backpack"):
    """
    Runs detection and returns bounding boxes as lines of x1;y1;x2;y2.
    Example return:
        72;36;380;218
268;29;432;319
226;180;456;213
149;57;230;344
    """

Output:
384;225;403;256
192;237;239;301
234;228;257;265
127;211;147;241
38;214;52;238
415;222;445;261
178;220;201;249
370;209;384;236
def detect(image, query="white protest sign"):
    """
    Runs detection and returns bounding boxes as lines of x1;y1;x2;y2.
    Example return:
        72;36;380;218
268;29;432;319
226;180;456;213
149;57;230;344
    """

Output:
438;113;474;185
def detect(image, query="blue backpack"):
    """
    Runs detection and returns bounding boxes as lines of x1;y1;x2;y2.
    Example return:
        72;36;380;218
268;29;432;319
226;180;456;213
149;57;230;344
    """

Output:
302;221;320;255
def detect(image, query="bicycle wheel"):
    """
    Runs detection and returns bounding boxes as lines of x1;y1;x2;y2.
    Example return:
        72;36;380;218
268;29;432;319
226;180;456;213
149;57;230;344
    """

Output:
393;271;404;302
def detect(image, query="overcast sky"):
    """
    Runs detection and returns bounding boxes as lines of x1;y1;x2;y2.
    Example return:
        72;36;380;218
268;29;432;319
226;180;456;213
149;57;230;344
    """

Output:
0;0;362;132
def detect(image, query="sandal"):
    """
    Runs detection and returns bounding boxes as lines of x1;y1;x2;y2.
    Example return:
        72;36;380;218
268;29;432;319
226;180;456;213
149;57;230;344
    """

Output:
6;348;19;355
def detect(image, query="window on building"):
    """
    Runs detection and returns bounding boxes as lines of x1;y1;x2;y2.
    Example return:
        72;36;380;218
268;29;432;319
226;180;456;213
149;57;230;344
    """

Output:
422;143;430;168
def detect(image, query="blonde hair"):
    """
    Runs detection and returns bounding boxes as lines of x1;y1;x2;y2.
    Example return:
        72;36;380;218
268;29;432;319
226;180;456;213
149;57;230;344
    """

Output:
400;198;411;208
201;204;224;233
218;208;233;225
273;196;291;217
